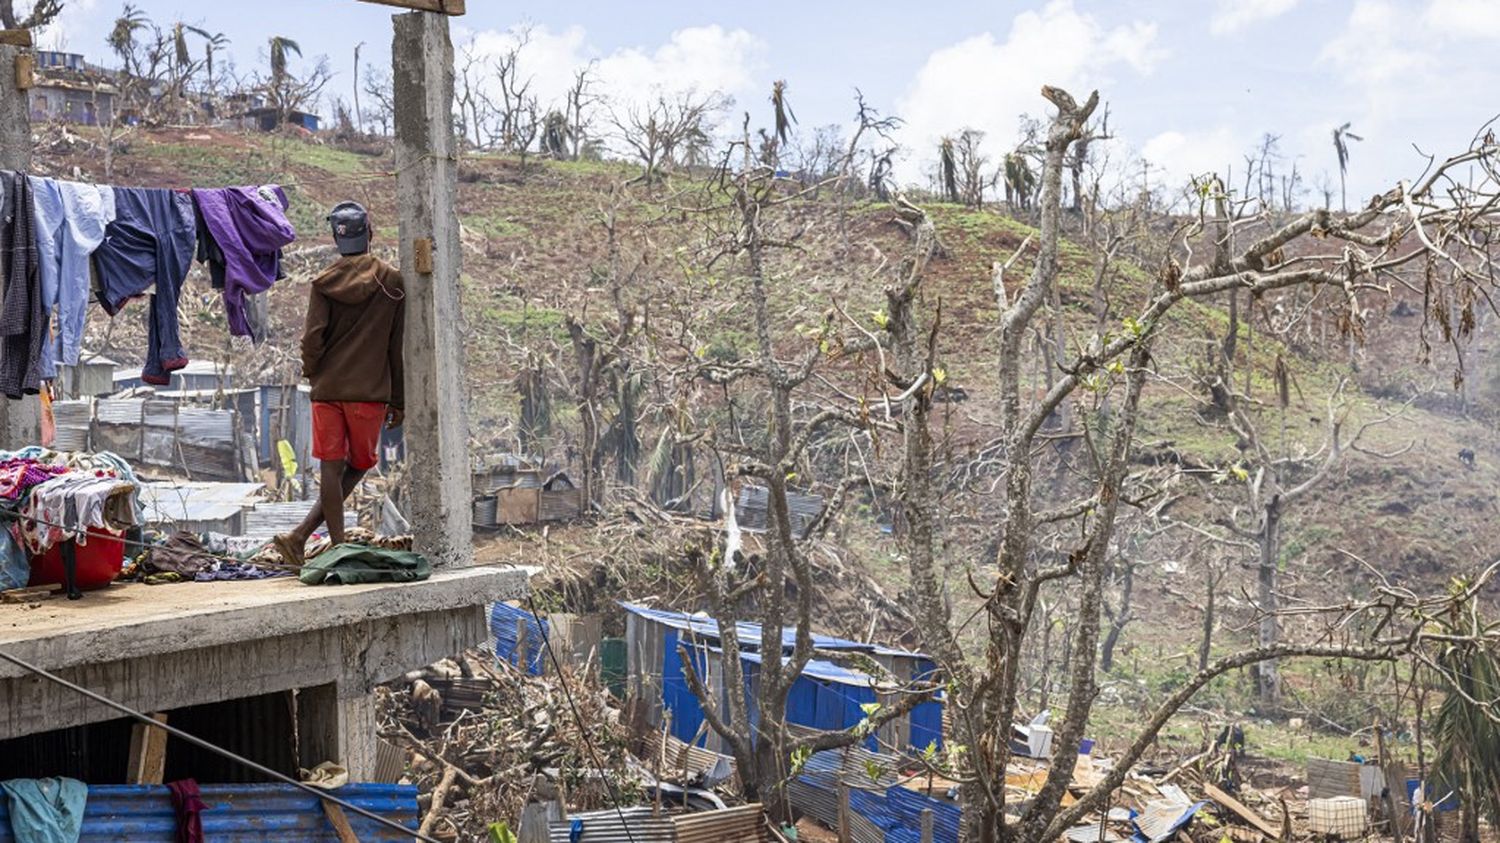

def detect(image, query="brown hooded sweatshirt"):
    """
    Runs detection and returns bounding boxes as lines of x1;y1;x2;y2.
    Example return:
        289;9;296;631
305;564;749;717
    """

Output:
301;253;405;408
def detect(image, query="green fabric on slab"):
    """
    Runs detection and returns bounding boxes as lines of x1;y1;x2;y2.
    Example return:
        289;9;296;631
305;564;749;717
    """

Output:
297;543;431;585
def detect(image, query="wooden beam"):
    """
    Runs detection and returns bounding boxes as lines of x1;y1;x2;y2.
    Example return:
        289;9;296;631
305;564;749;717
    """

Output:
1203;782;1282;840
321;802;360;843
355;0;465;15
0;29;32;47
125;713;170;784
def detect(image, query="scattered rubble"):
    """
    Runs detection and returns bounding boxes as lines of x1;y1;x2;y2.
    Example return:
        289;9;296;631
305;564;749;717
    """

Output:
377;648;641;841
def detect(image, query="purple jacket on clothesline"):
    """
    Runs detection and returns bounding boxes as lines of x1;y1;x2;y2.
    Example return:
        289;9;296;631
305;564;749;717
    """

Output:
191;185;295;337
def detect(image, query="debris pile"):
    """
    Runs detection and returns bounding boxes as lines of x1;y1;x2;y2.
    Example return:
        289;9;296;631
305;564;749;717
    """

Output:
377;648;641;842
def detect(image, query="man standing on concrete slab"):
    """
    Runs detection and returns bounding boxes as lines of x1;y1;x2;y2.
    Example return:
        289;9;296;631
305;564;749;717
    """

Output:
277;202;405;565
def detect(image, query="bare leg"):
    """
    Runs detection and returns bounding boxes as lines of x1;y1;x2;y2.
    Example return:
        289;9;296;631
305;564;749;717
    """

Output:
277;461;367;563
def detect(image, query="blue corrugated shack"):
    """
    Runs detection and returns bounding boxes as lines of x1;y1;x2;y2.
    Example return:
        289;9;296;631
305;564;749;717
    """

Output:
491;601;548;674
0;783;417;841
620;602;942;756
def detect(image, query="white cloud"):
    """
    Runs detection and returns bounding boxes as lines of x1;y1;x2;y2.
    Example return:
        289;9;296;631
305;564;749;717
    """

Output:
1317;0;1456;142
35;0;100;52
456;23;766;121
1423;0;1500;39
1140;127;1240;189
1319;0;1435;89
1209;0;1301;35
894;0;1162;186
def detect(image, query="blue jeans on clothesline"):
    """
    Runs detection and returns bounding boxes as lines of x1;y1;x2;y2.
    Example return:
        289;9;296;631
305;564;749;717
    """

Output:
93;187;196;385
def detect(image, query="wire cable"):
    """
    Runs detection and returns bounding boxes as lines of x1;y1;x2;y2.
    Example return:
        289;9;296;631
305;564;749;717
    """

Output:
524;593;640;843
0;647;441;843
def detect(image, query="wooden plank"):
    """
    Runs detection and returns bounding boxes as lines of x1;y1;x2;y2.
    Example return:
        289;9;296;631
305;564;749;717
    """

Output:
413;237;434;274
837;783;851;843
0;29;32;47
1;585;57;603
322;802;361;843
126;713;170;784
1204;783;1281;839
355;0;464;14
13;53;33;90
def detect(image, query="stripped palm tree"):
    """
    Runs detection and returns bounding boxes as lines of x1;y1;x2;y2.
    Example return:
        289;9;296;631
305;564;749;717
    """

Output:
770;79;796;147
1332;122;1362;214
108;6;148;74
1004;152;1037;211
269;35;302;126
939;137;959;203
203;31;229;95
540;110;573;159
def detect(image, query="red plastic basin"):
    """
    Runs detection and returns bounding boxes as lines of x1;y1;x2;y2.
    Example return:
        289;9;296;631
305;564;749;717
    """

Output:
28;530;126;591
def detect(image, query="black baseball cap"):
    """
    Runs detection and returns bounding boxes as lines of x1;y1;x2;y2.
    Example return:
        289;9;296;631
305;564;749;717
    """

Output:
327;201;370;256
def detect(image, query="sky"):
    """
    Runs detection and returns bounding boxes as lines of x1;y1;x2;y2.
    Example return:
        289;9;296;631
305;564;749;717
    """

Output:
36;0;1500;204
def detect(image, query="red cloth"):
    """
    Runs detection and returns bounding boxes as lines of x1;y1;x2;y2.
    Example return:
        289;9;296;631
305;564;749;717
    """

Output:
166;779;205;843
312;400;386;471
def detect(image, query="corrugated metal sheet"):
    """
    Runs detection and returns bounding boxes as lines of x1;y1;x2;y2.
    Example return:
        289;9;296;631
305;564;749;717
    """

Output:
618;603;907;657
672;803;766;842
96;398;145;424
735;485;824;537
548;806;675;842
784;751;961;843
491;601;548;674
0;783;417;841
642;729;737;783
473;496;498;528
538;488;582;521
139;482;261;533
241;502;355;539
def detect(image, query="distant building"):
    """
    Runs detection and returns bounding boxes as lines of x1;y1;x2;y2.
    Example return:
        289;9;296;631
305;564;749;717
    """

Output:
57;352;119;399
240;106;322;133
112;360;235;394
28;51;116;126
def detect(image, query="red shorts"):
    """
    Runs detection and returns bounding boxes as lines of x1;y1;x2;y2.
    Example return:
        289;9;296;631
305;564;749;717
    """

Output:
312;401;386;471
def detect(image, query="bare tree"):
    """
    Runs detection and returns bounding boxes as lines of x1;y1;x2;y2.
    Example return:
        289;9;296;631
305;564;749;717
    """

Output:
1333;121;1363;213
669;121;935;822
609;89;730;183
0;0;61;29
362;68;394;136
1210;379;1408;708
565;62;599;160
454;37;492;150
869;85;1500;842
352;41;364;134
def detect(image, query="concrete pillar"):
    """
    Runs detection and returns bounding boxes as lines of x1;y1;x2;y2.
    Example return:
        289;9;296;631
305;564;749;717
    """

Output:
296;683;377;780
391;11;472;567
0;41;42;448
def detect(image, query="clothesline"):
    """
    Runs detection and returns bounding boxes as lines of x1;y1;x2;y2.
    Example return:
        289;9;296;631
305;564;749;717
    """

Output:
0;169;297;403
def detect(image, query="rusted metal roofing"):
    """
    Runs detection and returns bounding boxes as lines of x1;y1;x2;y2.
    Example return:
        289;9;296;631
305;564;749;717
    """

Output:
734;485;825;537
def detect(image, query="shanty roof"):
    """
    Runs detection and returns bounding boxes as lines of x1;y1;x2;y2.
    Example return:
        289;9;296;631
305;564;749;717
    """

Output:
619;602;925;659
735;485;824;537
140;481;264;525
733;647;879;688
115;360;234;382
